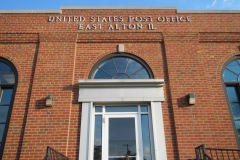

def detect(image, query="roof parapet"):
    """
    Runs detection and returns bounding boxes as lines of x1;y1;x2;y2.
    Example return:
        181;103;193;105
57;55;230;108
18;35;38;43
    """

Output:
0;10;59;14
60;6;177;10
0;6;239;14
178;10;240;13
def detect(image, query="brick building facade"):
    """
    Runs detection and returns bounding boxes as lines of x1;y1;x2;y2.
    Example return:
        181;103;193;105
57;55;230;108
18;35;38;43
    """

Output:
0;7;240;160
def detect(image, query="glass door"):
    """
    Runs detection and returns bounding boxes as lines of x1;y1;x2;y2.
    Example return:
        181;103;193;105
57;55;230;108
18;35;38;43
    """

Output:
93;105;153;160
104;114;139;160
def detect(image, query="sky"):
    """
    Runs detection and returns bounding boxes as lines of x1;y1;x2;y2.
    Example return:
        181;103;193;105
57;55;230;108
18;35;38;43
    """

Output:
0;0;240;10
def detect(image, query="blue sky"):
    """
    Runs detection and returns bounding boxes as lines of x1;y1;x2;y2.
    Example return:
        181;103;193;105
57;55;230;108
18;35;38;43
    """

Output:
1;0;240;10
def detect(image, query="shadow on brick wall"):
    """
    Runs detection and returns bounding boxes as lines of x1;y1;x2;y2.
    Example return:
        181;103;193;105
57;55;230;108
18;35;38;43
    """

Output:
177;95;191;108
35;98;52;109
16;43;39;159
161;43;180;159
63;83;79;104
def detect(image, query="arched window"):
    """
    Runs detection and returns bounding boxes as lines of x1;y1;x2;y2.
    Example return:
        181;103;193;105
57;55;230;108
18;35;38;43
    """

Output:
90;54;153;79
0;59;17;159
223;57;240;145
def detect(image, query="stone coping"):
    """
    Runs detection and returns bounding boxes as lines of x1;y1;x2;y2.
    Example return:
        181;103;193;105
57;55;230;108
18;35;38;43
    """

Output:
0;6;239;14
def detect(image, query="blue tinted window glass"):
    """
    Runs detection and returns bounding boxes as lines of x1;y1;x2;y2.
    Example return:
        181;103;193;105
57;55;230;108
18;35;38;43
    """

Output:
106;106;138;112
0;62;15;85
109;118;136;157
0;106;9;123
99;59;117;76
0;60;16;160
94;115;102;160
113;57;128;73
235;120;240;130
231;103;240;120
125;59;142;75
0;89;13;105
141;115;152;160
92;56;151;79
95;106;102;113
226;86;239;102
0;124;5;142
235;121;240;144
224;59;240;145
224;69;238;82
0;63;11;75
226;61;240;75
130;68;149;79
0;73;15;85
141;105;148;112
93;69;112;79
113;73;129;79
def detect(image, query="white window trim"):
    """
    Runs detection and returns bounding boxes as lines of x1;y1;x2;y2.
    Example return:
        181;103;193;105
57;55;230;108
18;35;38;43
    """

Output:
151;101;167;160
78;79;167;160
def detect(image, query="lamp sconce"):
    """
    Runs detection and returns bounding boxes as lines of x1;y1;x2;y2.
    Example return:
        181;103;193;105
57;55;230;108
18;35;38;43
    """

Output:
46;95;54;107
188;93;195;105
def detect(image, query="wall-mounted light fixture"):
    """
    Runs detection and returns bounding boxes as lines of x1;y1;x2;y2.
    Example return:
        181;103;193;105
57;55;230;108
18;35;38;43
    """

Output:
46;95;54;107
188;93;195;105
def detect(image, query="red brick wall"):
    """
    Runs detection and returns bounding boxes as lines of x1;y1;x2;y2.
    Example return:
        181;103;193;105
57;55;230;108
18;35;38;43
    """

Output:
0;8;240;159
0;41;38;159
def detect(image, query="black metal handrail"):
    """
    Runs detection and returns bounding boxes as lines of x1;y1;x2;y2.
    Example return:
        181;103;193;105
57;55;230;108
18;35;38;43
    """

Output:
195;144;240;160
44;146;68;160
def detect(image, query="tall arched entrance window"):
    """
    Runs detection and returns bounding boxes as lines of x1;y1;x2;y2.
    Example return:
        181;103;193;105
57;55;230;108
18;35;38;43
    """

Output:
79;53;167;160
0;59;17;159
223;56;240;146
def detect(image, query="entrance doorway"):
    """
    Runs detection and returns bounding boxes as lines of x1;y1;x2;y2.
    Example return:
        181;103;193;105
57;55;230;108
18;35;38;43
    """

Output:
93;105;153;160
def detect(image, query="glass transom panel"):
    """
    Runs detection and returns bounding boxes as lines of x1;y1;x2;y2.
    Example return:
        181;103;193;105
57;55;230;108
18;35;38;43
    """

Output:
92;56;151;79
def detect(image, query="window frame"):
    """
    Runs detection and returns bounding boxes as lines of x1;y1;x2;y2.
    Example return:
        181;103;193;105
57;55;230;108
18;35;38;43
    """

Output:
222;56;240;147
91;104;155;160
0;58;18;159
79;101;167;160
89;53;154;79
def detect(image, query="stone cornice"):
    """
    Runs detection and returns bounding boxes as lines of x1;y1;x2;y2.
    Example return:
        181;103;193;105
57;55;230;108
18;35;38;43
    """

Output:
0;7;239;14
79;79;164;88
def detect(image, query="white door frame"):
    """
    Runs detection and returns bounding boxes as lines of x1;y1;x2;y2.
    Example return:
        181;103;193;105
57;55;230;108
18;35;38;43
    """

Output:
78;79;167;160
